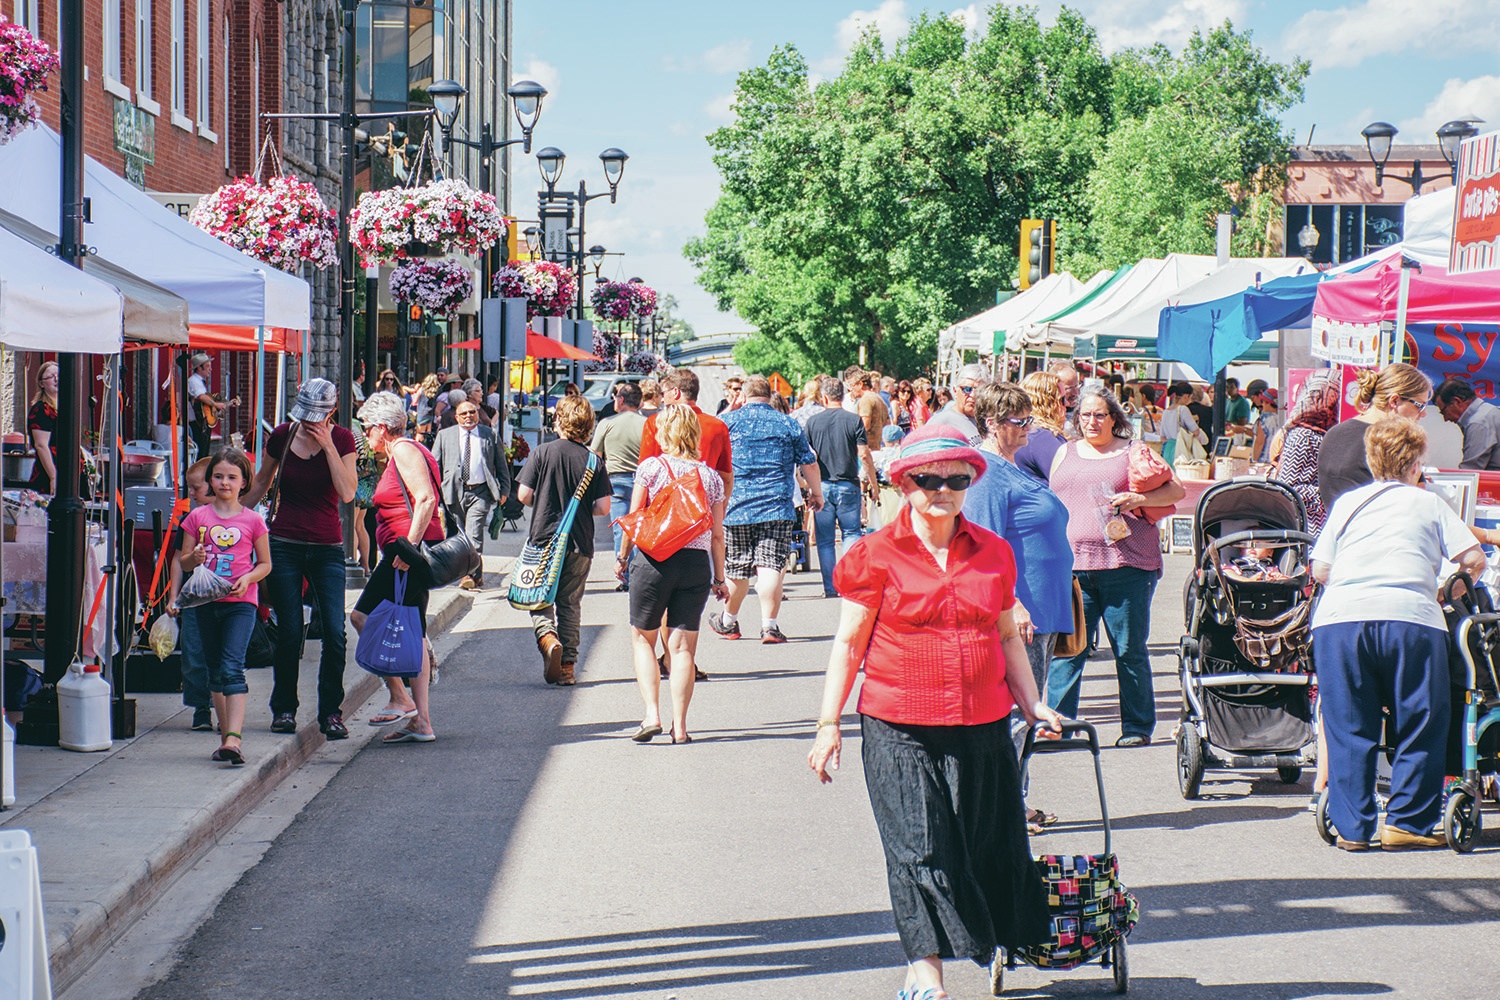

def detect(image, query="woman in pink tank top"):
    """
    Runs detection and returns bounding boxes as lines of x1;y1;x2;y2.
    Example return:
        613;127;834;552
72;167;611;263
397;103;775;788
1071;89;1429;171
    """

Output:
1047;388;1184;747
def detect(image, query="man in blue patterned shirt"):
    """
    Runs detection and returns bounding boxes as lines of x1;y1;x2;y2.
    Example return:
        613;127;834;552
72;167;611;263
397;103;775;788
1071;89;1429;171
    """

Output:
710;375;824;643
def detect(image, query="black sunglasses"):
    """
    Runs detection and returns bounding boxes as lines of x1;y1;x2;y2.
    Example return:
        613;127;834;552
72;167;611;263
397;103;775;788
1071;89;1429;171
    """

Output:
909;473;973;492
1003;416;1034;428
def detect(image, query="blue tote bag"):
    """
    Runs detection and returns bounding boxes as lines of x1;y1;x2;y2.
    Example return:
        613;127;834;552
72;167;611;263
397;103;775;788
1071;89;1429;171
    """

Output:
355;571;425;678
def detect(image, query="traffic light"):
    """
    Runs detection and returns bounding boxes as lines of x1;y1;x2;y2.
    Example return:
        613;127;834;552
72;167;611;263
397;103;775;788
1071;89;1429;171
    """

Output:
1019;218;1056;290
406;302;425;338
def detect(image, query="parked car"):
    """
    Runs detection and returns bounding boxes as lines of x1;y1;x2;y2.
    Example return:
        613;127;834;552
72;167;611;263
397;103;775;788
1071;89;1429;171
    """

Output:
545;372;648;412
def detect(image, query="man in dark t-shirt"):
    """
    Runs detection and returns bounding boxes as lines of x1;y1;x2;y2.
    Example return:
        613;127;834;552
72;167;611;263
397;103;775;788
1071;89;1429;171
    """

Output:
517;396;613;686
805;377;878;597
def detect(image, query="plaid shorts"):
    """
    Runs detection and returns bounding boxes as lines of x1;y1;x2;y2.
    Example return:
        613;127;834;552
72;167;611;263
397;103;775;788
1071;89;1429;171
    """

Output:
725;519;796;578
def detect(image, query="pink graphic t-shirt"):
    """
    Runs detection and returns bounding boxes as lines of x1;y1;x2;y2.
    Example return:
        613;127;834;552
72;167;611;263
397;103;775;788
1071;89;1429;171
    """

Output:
180;505;269;605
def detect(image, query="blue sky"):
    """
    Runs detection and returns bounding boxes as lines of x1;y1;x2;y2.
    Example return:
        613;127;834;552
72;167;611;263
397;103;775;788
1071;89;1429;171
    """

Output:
511;0;1500;338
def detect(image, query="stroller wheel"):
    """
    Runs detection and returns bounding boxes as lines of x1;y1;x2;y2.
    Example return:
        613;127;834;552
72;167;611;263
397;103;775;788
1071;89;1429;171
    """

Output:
1314;786;1338;846
1445;788;1482;853
989;946;1005;996
1277;765;1303;785
1112;938;1129;993
1177;725;1205;800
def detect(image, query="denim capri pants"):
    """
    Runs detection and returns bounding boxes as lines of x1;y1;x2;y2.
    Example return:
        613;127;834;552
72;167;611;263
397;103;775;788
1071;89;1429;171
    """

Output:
183;602;256;696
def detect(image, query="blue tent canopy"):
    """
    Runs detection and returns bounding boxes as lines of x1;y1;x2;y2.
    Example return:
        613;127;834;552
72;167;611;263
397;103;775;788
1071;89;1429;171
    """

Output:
1156;271;1326;377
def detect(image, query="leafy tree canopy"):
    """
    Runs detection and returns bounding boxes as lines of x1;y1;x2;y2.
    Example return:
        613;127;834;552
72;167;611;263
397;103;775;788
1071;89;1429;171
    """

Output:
685;6;1308;376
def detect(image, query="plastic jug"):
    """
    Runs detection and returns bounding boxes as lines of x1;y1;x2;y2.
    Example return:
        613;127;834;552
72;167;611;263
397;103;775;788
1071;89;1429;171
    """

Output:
58;661;112;752
2;716;14;806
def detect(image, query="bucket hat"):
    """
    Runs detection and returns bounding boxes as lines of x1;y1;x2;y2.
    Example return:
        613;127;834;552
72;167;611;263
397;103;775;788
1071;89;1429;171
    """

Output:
887;424;987;484
289;377;339;423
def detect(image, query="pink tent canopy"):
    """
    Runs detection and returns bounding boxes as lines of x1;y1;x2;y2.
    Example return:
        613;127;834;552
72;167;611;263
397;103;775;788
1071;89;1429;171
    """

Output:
1313;256;1500;326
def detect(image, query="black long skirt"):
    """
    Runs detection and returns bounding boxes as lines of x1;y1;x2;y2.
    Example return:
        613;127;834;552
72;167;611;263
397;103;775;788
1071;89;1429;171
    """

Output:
861;714;1051;963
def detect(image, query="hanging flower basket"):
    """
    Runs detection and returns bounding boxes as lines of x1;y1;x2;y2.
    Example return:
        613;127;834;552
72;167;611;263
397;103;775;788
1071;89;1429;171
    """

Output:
622;350;669;375
585;329;622;372
591;280;659;323
491;259;577;319
189;174;338;271
0;15;60;146
388;258;474;319
349;178;505;265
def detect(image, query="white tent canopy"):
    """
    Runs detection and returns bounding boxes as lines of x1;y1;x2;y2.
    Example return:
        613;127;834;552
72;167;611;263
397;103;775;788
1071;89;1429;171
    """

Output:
947;273;1088;353
0;225;123;353
1088;256;1318;344
0;124;309;330
1002;269;1116;353
1039;254;1218;340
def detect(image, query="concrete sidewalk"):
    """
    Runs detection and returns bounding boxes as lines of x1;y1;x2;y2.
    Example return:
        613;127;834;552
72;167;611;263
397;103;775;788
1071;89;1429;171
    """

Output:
0;583;476;995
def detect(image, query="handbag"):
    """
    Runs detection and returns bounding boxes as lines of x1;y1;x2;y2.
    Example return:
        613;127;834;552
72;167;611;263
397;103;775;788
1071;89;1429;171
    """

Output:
354;571;425;677
393;442;483;589
508;451;599;611
1126;442;1178;524
244;613;279;669
614;456;711;561
1052;576;1088;658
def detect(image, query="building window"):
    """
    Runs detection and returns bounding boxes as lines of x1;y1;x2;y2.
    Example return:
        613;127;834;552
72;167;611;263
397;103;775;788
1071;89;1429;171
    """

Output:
196;0;212;133
170;0;189;125
136;0;156;110
11;0;38;34
223;14;230;168
102;0;123;83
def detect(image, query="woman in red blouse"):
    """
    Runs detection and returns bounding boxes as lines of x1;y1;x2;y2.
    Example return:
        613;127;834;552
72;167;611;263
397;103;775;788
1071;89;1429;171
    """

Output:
807;424;1064;1000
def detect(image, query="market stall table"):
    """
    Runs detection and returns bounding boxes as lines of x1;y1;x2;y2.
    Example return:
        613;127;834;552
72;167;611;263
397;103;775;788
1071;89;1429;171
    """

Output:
3;527;112;661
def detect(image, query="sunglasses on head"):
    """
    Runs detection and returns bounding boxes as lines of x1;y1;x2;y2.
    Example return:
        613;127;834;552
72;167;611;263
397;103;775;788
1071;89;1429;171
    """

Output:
909;473;973;492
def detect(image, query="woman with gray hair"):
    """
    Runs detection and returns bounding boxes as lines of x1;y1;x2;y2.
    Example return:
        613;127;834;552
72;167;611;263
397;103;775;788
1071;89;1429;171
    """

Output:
1046;387;1183;747
350;391;447;743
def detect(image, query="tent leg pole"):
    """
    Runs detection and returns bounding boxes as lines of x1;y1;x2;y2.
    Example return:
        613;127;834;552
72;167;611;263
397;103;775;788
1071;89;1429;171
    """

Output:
275;351;287;443
1392;263;1414;366
254;327;266;471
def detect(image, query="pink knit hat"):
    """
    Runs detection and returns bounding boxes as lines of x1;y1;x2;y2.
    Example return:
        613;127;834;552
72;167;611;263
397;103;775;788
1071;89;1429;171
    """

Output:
887;424;988;484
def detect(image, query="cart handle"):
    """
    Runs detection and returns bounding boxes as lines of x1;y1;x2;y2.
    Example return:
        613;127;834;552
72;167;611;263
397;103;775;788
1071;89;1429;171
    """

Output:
1020;719;1113;857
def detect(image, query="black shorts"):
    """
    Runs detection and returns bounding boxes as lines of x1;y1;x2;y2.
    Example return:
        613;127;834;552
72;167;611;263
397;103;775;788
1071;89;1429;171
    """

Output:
628;547;711;631
354;546;432;634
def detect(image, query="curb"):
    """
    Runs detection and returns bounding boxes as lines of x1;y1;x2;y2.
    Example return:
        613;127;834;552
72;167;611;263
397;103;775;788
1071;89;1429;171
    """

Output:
45;588;475;995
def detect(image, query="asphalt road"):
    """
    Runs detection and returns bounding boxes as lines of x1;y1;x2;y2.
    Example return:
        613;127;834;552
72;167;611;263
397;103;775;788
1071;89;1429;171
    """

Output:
133;548;1499;1000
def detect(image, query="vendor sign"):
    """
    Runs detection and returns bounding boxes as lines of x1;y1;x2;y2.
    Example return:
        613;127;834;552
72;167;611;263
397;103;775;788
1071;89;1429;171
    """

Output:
1402;321;1500;398
1310;313;1381;366
1451;129;1500;275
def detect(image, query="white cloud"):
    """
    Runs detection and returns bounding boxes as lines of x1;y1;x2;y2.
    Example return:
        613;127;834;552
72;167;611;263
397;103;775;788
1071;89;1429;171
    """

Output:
703;92;736;124
948;4;983;37
662;39;754;75
814;0;912;77
515;57;559;97
1063;0;1248;52
1398;75;1500;138
1283;0;1500;71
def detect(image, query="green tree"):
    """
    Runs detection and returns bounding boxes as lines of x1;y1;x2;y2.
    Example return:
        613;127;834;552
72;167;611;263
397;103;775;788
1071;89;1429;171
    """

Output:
687;7;1307;373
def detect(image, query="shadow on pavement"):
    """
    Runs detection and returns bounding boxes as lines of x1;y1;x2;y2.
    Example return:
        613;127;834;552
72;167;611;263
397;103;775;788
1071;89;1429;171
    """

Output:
1006;976;1392;998
468;909;901;998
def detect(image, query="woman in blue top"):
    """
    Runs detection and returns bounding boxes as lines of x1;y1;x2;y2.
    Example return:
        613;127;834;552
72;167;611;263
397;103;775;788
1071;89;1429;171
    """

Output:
965;381;1075;832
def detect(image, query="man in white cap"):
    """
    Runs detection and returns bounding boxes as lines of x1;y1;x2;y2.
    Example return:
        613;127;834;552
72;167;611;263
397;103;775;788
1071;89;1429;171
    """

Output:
186;352;228;458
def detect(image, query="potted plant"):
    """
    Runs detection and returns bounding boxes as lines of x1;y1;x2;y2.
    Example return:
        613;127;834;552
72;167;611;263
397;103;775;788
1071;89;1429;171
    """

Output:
0;14;59;145
491;259;578;319
350;178;505;265
388;258;475;319
190;174;338;271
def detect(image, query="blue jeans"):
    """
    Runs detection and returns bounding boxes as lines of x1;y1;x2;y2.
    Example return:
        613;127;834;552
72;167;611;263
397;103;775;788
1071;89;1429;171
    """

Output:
179;608;209;710
182;602;255;696
1314;620;1451;841
609;473;635;586
814;480;864;595
1047;567;1159;740
265;538;348;722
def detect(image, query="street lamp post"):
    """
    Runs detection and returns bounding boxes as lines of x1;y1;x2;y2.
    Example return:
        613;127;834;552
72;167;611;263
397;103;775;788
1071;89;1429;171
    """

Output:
1361;118;1483;191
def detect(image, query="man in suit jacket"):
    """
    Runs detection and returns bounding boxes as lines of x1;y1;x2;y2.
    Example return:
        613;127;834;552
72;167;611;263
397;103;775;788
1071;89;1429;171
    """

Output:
432;398;512;590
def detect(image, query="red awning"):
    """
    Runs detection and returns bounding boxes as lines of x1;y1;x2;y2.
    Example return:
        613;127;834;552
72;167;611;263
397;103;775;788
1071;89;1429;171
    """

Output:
526;331;599;361
448;338;483;351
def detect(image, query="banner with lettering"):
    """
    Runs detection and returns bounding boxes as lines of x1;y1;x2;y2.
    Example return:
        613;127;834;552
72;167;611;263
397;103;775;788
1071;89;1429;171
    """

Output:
1403;322;1500;399
1451;130;1500;275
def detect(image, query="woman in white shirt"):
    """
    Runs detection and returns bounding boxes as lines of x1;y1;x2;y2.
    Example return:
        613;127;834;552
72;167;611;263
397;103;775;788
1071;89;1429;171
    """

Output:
1159;381;1207;464
1310;418;1485;852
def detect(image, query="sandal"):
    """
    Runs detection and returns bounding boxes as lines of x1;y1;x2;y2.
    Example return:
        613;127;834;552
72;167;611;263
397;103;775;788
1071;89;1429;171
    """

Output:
368;707;418;727
632;723;663;743
1026;807;1058;828
211;731;245;766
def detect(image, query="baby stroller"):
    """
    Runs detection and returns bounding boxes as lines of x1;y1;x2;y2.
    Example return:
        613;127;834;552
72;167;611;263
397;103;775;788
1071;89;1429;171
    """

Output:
991;721;1137;995
1177;478;1318;799
1314;572;1500;852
